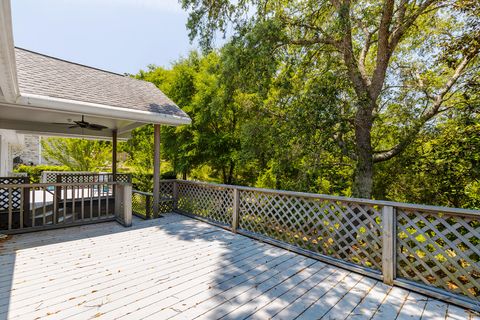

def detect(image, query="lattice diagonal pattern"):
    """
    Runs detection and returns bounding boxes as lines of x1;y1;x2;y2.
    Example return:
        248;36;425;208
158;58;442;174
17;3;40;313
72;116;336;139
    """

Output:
157;181;175;214
177;183;234;226
0;177;28;210
238;190;383;271
159;181;174;199
132;192;153;218
397;209;480;301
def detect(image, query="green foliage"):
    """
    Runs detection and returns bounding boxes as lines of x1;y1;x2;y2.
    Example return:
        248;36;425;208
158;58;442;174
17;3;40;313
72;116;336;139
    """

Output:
41;137;112;171
122;124;154;171
375;113;480;208
129;45;479;208
131;171;177;192
121;1;480;208
132;52;242;184
177;0;480;200
14;165;69;183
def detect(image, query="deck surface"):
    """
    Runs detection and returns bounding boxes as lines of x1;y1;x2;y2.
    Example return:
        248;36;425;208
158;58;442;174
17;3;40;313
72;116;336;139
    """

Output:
0;213;478;320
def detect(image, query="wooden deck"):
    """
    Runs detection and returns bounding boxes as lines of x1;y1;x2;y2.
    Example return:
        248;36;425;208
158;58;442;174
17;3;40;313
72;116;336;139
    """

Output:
0;214;478;320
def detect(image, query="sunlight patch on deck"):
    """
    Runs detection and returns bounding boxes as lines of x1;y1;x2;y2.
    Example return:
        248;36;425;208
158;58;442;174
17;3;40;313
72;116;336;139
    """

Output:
0;214;477;320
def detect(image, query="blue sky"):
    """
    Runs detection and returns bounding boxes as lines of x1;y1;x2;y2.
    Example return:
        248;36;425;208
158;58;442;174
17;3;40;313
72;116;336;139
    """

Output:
11;0;197;74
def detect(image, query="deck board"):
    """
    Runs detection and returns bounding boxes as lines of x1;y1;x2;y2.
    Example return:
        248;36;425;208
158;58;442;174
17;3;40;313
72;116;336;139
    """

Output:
0;213;476;320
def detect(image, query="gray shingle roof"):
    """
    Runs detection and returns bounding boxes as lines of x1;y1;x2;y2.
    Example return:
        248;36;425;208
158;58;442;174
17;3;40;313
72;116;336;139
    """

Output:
14;48;190;121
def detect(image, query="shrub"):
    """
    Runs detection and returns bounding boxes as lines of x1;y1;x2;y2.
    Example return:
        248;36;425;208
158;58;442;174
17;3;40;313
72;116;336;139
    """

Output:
14;165;69;183
131;171;177;192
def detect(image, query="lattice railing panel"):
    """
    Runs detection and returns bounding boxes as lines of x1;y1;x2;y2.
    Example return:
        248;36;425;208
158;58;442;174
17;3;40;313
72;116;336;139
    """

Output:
42;171;92;183
58;174;97;183
176;182;234;226
158;181;175;214
56;173;132;184
159;181;174;199
238;190;383;271
116;174;132;183
132;181;174;219
397;209;480;301
0;177;28;210
132;191;153;218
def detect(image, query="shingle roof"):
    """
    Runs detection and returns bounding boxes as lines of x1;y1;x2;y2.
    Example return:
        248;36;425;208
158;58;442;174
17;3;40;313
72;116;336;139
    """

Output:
14;47;190;121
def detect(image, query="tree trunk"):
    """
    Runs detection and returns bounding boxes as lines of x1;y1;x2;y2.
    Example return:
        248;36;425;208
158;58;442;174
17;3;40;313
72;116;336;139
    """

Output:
352;102;374;199
227;161;235;184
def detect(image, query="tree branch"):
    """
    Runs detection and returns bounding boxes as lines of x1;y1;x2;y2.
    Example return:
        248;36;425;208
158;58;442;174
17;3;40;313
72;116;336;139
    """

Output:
287;36;339;47
337;0;370;98
390;0;437;50
369;0;395;100
280;16;342;49
358;31;375;86
373;50;477;162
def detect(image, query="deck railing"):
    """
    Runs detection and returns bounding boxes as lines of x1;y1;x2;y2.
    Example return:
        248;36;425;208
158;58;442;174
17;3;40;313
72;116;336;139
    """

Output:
133;179;479;311
132;182;174;219
0;180;132;233
41;171;132;184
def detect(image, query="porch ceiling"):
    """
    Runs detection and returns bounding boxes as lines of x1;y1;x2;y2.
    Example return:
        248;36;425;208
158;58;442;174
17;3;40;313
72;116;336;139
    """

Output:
0;102;137;139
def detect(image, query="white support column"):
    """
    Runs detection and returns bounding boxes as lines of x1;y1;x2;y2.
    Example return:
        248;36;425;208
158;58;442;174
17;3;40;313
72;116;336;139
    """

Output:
153;124;161;218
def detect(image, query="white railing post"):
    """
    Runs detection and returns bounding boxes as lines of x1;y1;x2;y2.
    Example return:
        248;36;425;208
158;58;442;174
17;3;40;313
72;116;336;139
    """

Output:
115;183;132;227
382;205;396;285
232;188;240;233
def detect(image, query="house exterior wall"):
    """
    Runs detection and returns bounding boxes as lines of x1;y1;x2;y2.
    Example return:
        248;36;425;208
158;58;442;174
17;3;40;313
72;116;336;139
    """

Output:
0;131;58;176
13;135;41;165
0;131;17;176
0;135;10;176
13;135;57;166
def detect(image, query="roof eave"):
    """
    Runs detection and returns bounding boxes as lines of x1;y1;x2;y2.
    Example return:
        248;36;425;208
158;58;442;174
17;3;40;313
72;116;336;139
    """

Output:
16;93;192;126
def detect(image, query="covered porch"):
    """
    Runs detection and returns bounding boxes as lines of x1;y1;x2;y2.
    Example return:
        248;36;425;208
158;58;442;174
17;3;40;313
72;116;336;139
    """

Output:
0;2;191;234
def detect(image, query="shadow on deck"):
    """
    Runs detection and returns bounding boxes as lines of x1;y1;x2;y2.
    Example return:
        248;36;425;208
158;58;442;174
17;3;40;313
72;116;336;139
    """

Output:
0;214;477;320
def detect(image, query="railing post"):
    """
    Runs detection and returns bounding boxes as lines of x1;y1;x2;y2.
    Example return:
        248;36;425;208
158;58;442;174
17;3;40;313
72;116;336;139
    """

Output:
172;180;179;211
382;205;396;285
115;183;132;227
232;188;240;233
145;194;152;219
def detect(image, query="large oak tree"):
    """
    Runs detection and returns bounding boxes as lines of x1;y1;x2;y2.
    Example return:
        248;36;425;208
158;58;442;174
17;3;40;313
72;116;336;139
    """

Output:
181;0;480;198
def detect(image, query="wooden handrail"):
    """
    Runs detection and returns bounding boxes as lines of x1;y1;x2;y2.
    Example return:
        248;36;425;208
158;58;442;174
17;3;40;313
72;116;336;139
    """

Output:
0;181;118;188
173;179;480;217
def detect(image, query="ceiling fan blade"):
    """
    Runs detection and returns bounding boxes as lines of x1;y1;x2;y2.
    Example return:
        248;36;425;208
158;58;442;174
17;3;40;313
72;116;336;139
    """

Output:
52;116;106;131
74;120;88;126
87;123;108;131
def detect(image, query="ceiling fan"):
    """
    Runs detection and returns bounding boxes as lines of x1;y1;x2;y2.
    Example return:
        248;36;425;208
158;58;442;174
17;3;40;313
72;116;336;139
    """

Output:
53;115;108;131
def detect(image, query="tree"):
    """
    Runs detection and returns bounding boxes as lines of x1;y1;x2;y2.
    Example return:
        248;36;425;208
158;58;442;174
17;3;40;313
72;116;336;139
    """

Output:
181;0;480;198
41;137;112;171
133;52;242;184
